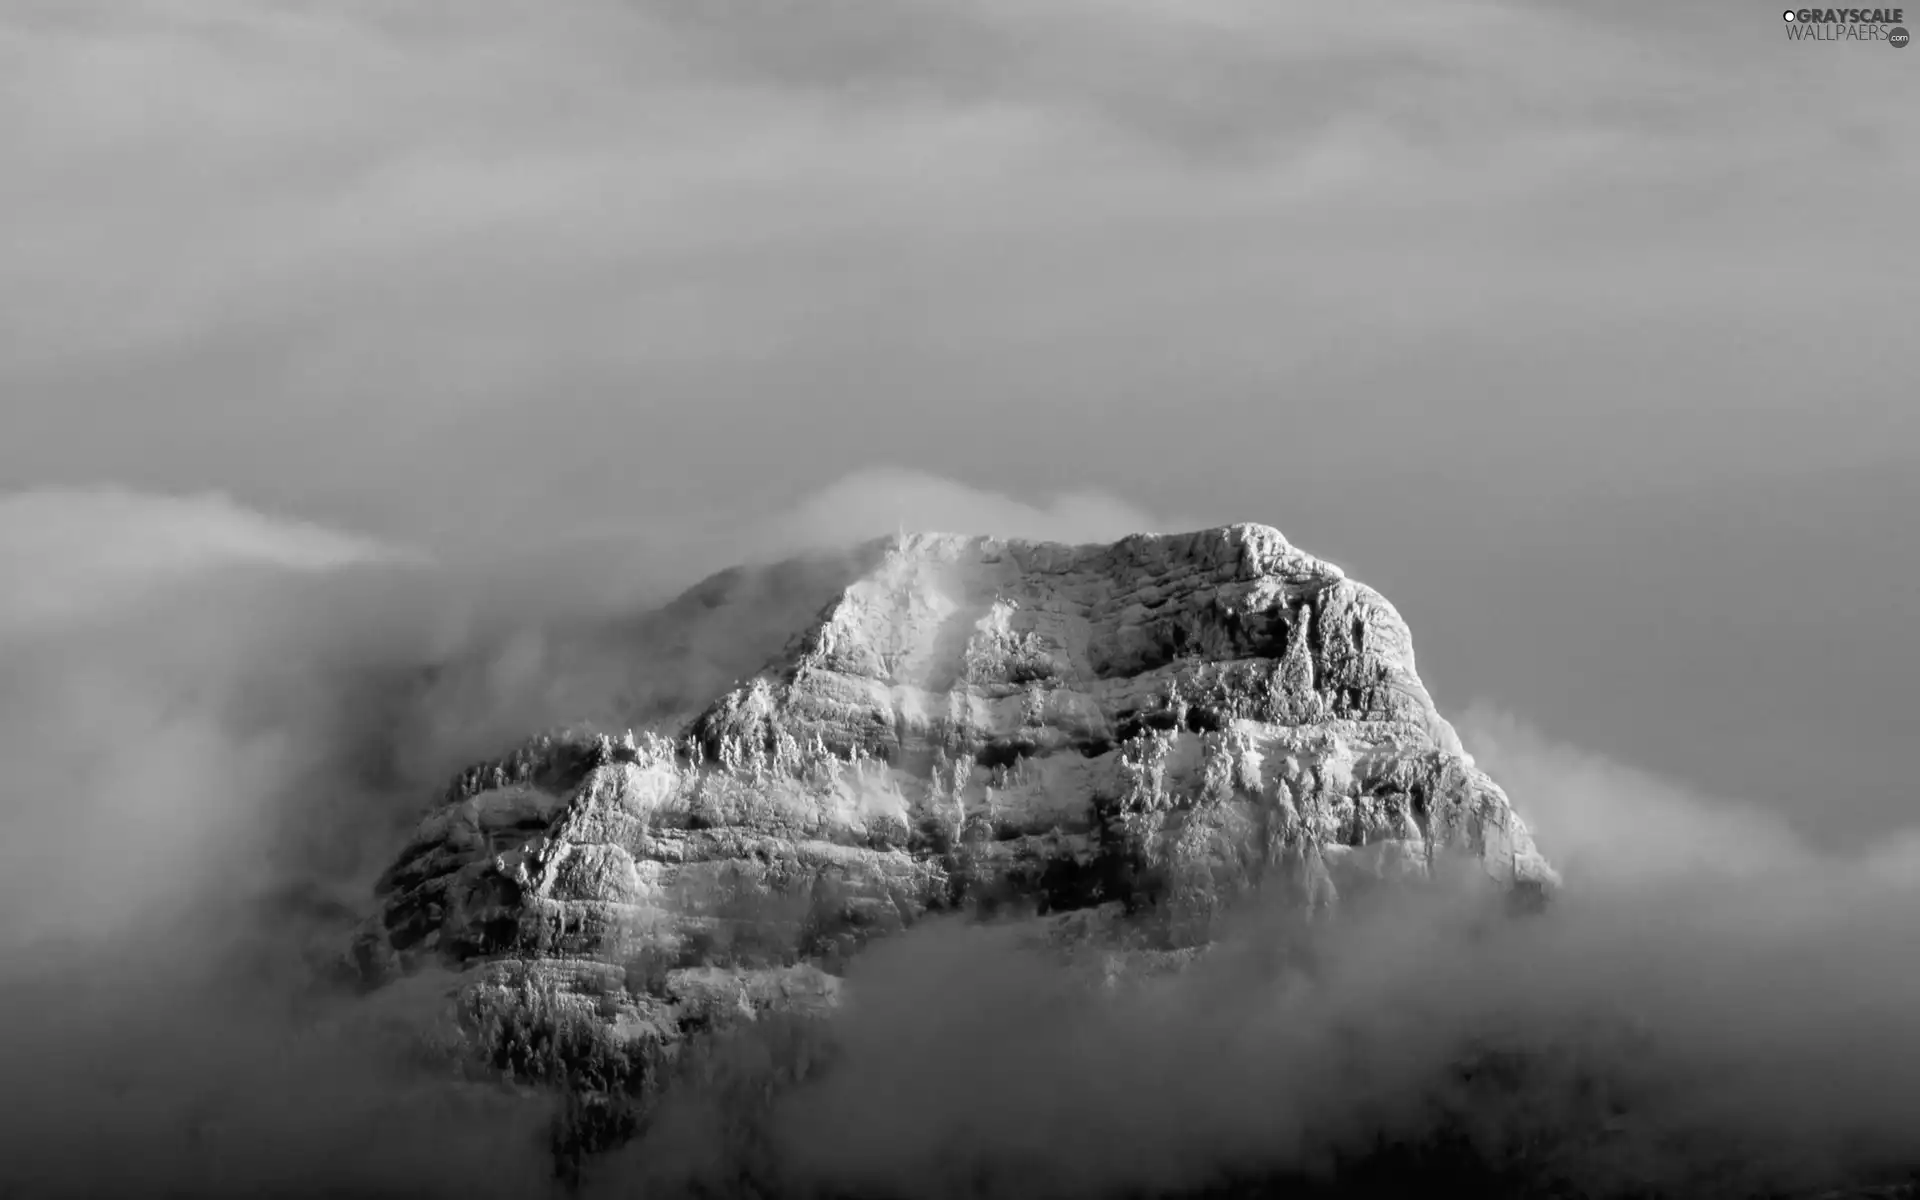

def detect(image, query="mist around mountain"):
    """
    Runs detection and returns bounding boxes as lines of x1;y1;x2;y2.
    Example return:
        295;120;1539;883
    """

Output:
1;479;1918;1200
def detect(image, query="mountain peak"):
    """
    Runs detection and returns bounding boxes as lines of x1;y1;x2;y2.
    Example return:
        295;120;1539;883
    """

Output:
353;523;1555;1127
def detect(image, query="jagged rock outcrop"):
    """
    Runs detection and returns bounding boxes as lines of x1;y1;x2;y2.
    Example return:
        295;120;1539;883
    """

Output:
354;524;1556;1079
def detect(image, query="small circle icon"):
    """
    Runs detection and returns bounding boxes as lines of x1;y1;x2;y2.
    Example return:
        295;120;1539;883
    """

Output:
1783;8;1796;17
1891;25;1910;46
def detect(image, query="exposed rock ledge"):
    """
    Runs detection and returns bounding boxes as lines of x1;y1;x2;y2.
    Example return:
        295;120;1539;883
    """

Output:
351;524;1557;1080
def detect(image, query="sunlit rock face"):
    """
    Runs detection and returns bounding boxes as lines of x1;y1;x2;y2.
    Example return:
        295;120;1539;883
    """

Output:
353;525;1556;1059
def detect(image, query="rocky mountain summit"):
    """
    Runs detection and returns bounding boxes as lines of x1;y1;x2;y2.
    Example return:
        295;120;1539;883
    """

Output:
351;524;1557;1130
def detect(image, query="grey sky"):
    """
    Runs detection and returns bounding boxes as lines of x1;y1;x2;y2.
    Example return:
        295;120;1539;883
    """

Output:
2;0;1914;844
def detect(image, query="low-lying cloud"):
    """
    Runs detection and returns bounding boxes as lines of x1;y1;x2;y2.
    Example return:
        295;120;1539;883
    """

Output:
0;473;1177;1195
2;479;1917;1199
605;710;1920;1199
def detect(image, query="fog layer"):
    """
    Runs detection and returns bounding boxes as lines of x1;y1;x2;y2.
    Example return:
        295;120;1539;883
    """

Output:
2;482;1916;1198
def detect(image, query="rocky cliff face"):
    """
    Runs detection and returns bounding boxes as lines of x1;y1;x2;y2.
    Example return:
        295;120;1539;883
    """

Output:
352;524;1556;1104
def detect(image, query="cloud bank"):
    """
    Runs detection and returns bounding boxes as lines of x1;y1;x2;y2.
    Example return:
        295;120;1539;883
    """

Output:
5;0;1910;547
6;481;1911;1197
601;705;1920;1200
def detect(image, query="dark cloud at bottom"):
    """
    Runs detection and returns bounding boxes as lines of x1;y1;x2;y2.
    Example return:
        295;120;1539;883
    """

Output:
0;477;1916;1199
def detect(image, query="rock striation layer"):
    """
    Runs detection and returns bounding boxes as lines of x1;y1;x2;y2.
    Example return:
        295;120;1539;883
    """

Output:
354;524;1556;1070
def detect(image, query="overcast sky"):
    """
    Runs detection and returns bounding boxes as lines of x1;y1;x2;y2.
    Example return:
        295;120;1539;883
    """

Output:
2;0;1914;845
